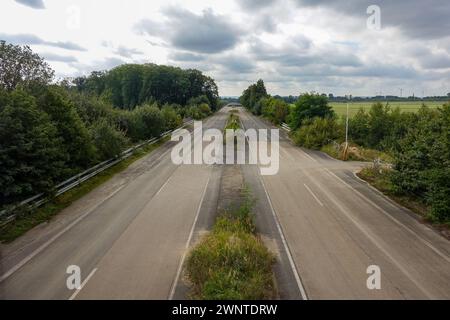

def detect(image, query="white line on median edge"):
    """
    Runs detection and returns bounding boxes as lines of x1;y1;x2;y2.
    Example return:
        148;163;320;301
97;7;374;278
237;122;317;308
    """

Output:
168;173;211;300
68;268;98;300
0;185;126;283
242;110;308;300
260;176;309;300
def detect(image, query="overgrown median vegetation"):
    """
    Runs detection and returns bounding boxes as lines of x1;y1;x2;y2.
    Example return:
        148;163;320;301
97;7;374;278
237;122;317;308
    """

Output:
240;79;450;225
186;190;276;300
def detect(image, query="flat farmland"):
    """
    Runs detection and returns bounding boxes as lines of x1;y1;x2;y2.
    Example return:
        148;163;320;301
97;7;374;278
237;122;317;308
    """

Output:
330;101;445;118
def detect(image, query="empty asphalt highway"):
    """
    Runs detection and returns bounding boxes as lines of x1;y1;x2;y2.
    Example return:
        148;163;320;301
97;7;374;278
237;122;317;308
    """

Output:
1;106;449;299
0;110;229;299
239;108;450;299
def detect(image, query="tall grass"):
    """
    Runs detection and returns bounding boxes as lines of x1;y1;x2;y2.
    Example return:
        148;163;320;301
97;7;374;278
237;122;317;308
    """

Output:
186;190;276;300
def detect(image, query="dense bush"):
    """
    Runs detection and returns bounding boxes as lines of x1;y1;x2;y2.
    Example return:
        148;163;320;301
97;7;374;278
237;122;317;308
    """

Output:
36;86;96;169
0;89;65;205
390;104;450;223
161;105;183;131
133;104;165;139
261;97;290;124
186;103;212;120
292;117;343;149
349;103;415;150
90;119;129;160
288;93;334;130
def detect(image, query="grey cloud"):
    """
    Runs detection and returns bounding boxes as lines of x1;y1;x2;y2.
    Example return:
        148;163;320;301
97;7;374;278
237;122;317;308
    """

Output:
219;55;255;73
114;46;143;58
71;57;126;74
135;8;241;53
15;0;45;9
238;0;276;11
408;45;450;69
420;53;450;70
0;33;86;51
169;52;206;62
40;52;77;63
133;19;165;36
346;64;418;79
256;15;278;33
294;0;450;40
250;36;361;68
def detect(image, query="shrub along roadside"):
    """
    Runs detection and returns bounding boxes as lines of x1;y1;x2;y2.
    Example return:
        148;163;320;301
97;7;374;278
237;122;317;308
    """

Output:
185;190;276;300
356;166;434;226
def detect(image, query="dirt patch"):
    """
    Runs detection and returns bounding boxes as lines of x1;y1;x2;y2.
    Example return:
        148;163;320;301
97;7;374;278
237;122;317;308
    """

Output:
216;165;245;214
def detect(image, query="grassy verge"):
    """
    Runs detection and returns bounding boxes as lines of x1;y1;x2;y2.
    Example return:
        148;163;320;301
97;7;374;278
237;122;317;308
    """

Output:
357;166;429;218
0;137;169;243
225;113;241;131
320;142;393;162
185;189;276;300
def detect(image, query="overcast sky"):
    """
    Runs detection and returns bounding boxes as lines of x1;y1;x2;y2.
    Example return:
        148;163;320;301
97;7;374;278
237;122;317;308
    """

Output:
2;0;450;96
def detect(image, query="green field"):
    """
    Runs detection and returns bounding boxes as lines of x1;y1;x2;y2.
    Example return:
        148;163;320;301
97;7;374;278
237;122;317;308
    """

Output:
330;101;445;118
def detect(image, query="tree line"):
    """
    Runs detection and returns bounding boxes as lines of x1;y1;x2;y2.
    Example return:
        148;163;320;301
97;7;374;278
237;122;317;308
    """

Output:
240;79;450;224
71;63;219;111
0;41;219;209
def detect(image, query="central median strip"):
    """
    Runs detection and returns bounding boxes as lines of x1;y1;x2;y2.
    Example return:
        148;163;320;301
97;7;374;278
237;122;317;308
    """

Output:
183;110;276;300
185;186;276;300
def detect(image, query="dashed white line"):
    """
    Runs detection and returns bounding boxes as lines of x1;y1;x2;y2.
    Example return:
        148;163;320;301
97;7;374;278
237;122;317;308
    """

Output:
304;183;324;207
0;185;125;283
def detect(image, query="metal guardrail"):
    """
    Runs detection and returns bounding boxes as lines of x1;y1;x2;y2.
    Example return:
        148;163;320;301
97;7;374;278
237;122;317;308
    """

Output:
0;120;193;226
281;122;291;132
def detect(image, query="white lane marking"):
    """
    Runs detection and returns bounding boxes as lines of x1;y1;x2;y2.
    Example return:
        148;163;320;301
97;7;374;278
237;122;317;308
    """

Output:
304;183;324;207
280;148;295;162
260;176;309;300
242;110;308;299
294;147;318;163
154;174;174;197
0;185;126;283
68;268;98;300
324;168;450;264
168;172;211;300
304;169;434;298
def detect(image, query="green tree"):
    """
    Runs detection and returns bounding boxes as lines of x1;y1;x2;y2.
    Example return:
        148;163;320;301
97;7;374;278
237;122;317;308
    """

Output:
90;119;129;160
133;104;165;139
0;89;64;206
261;97;290;124
289;93;334;130
0;41;54;91
36;86;96;169
292;117;343;149
390;104;450;223
161;105;182;130
239;79;268;114
349;108;370;146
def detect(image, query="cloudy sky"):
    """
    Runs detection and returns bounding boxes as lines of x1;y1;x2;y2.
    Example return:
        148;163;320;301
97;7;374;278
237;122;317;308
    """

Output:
2;0;450;96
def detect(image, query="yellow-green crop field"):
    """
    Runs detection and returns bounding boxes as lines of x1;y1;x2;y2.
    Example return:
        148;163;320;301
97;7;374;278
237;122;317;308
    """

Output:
330;101;446;118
